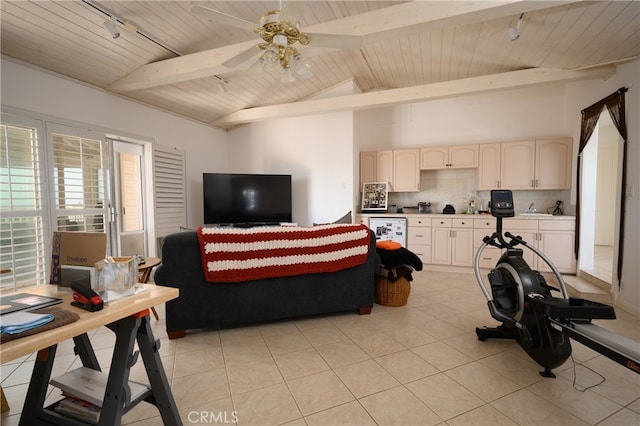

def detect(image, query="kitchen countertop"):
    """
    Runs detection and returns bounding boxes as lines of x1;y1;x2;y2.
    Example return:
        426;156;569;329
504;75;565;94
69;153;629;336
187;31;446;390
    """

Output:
357;212;575;220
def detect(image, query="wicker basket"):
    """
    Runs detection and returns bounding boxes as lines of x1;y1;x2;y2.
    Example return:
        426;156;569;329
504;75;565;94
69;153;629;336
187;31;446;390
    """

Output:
375;275;411;306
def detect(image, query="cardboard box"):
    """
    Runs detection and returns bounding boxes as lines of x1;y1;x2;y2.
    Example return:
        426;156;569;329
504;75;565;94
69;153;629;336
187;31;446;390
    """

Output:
49;232;107;285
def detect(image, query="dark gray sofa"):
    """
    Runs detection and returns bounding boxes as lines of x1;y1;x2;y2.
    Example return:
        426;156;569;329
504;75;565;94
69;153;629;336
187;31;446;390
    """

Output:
154;230;378;339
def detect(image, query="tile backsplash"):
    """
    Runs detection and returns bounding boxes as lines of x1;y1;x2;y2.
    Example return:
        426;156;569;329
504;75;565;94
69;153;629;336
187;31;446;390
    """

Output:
384;169;573;215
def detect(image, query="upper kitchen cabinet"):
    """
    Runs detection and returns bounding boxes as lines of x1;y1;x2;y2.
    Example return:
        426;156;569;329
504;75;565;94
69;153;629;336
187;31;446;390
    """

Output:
534;138;573;189
477;143;502;190
420;145;478;170
359;151;377;187
501;141;536;190
360;149;418;192
359;150;393;188
478;138;572;190
393;148;420;192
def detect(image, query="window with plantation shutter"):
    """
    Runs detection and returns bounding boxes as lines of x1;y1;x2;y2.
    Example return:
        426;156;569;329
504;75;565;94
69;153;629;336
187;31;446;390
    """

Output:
0;117;48;290
50;128;108;236
153;146;186;241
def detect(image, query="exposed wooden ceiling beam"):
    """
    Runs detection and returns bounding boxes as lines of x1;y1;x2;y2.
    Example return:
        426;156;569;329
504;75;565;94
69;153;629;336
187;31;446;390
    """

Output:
108;0;574;93
212;66;616;130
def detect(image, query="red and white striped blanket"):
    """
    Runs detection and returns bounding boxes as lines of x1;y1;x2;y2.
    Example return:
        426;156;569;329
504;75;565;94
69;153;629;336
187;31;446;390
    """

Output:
196;224;371;283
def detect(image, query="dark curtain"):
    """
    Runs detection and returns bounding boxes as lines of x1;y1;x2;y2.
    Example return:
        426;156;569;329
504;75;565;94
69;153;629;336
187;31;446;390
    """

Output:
575;87;628;284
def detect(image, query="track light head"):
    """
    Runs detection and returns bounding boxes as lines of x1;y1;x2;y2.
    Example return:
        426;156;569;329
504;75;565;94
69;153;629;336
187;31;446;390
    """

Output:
507;26;520;42
507;13;524;42
214;75;228;93
103;19;120;39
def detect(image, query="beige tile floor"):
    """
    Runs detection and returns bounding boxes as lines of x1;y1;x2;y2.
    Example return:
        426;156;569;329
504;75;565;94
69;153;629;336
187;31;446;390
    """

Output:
1;270;639;425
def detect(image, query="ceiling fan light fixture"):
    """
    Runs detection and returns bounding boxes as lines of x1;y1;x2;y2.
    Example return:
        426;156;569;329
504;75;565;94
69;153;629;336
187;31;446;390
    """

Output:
262;47;279;65
292;54;312;79
280;67;296;84
250;57;267;76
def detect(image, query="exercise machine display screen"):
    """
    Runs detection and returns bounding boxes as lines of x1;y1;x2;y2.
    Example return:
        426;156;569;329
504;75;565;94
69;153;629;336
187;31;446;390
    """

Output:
491;190;515;218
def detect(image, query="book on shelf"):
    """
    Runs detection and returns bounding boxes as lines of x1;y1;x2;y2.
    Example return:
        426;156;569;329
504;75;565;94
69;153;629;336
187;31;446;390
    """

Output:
50;367;149;408
54;396;101;423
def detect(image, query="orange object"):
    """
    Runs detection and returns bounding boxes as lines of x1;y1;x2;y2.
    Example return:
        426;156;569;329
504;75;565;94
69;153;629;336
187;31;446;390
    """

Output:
376;240;401;250
132;309;150;318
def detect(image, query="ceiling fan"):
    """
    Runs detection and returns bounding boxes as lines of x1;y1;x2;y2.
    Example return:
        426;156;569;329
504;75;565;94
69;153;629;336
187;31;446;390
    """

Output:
191;1;363;82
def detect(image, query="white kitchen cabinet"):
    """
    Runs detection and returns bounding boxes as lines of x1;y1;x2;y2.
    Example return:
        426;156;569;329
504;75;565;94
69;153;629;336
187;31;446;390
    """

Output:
359;151;377;187
359;150;392;188
407;216;431;264
473;217;502;269
431;218;474;266
501;141;536;190
478;139;572;190
359;149;418;192
534;138;573;189
537;220;576;273
393;149;420;192
376;150;394;189
477;143;502;190
503;218;576;273
420;144;478;170
355;215;368;226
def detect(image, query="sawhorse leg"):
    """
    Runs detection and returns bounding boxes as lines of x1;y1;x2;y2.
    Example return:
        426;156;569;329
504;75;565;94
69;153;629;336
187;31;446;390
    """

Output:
136;315;181;425
19;346;57;425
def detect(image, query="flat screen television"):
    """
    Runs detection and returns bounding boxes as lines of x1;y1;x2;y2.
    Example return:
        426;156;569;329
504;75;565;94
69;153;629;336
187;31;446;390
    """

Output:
203;173;292;225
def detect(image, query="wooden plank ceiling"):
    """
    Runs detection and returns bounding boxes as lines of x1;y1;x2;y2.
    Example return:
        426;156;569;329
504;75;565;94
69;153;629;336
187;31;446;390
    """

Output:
1;1;638;130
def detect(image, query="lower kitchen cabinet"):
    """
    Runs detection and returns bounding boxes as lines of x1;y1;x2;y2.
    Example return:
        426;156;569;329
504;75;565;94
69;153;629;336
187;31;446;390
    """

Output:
503;218;576;274
473;217;501;269
358;214;575;274
431;218;474;266
407;217;431;264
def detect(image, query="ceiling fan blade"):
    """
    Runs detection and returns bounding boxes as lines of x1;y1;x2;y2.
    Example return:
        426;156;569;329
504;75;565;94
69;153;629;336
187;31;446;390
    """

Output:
278;0;306;24
191;5;256;31
306;33;364;50
222;46;260;68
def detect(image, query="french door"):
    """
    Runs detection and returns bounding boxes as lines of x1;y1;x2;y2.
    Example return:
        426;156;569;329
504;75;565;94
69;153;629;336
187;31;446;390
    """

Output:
111;140;147;257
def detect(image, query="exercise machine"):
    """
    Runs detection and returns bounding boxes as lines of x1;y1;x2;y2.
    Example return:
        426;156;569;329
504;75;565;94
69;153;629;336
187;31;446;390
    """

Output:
474;189;640;377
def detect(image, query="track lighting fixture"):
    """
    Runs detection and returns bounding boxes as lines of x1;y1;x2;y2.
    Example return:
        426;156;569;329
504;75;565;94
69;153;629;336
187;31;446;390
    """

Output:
214;75;229;93
507;13;524;42
103;18;120;39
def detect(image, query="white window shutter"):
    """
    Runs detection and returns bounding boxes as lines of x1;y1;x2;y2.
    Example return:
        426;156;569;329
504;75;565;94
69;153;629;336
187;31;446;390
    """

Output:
153;146;187;241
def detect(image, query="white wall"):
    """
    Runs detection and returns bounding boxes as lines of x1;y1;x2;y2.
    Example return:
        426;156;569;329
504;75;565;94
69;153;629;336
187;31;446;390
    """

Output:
356;84;569;149
565;60;640;314
226;80;361;227
227;111;355;226
1;58;229;229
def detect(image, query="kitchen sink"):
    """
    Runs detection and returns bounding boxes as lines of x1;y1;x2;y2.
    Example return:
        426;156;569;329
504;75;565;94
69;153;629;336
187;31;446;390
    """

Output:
519;212;553;217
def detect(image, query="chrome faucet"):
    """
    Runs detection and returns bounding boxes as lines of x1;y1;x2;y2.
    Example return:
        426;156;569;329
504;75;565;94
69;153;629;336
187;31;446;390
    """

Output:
527;202;536;213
